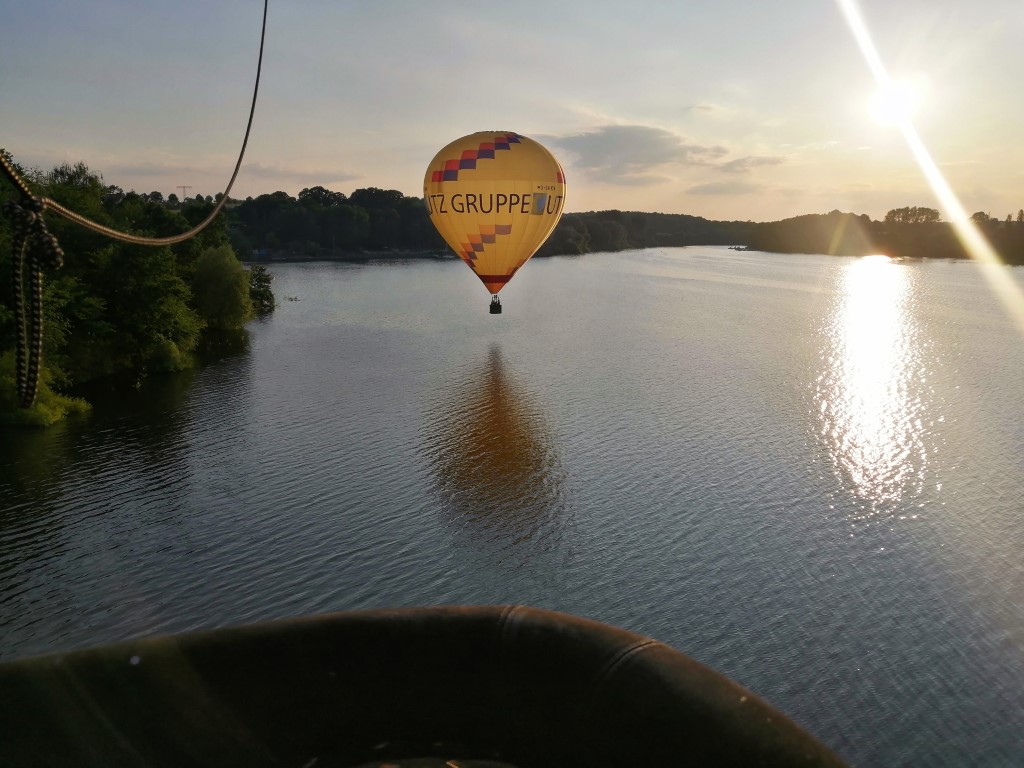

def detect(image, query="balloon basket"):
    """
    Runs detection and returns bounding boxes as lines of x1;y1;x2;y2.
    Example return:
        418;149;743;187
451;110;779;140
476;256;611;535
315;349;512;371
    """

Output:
489;295;502;315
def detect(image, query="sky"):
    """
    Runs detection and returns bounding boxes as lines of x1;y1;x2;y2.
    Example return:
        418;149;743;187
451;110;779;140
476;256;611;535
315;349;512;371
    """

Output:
1;0;1022;222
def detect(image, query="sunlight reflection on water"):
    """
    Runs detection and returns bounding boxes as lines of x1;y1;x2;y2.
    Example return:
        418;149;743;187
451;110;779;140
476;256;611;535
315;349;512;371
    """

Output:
816;256;930;523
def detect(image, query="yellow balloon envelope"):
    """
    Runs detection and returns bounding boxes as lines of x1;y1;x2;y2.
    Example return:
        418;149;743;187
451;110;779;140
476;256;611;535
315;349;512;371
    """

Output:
424;131;566;301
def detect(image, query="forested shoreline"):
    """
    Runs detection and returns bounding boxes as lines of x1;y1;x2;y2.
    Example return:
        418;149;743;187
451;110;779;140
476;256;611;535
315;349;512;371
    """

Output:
221;186;1024;266
4;156;1023;426
0;156;274;426
741;208;1024;265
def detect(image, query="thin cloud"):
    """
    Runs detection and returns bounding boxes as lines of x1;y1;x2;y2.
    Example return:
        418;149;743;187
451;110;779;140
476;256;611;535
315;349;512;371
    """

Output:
794;140;842;151
103;160;361;186
544;125;727;186
718;155;785;174
687;180;763;195
242;162;360;183
105;161;209;177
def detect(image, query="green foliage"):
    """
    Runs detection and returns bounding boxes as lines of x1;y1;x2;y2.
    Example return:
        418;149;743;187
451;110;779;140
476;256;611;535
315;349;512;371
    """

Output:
143;337;191;373
227;187;442;257
298;185;347;207
0;351;90;427
534;211;755;257
0;156;263;425
745;208;1024;264
191;245;253;330
746;211;876;256
248;264;275;314
536;219;590;256
100;244;203;372
40;271;114;385
172;198;231;279
348;187;405;209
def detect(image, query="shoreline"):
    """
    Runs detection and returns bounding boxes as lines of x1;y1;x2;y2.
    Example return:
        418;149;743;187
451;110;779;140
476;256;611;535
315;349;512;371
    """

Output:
245;249;453;263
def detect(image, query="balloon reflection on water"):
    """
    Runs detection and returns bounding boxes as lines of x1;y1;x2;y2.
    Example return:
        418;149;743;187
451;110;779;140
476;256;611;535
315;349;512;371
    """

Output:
422;345;571;562
815;256;932;523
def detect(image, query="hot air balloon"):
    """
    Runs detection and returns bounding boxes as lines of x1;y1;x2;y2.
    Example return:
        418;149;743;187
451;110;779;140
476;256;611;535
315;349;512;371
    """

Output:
424;131;566;314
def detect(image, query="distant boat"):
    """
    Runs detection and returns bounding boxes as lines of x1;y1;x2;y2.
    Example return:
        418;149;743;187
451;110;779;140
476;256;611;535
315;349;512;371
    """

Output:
0;605;846;767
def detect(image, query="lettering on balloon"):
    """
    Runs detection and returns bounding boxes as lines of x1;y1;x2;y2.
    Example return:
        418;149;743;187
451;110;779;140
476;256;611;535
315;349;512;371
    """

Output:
425;192;564;216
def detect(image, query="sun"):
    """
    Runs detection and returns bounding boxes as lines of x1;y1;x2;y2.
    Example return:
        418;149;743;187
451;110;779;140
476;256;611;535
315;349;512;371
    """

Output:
868;76;927;126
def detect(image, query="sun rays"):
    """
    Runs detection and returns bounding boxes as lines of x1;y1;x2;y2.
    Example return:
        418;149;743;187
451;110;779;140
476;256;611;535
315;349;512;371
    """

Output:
837;0;1024;336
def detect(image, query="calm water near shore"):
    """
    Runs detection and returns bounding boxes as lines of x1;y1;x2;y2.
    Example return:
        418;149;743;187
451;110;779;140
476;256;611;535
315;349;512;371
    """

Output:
2;248;1023;766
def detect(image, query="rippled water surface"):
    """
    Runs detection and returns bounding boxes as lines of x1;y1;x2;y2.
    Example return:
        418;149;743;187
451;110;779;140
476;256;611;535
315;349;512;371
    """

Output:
2;249;1023;766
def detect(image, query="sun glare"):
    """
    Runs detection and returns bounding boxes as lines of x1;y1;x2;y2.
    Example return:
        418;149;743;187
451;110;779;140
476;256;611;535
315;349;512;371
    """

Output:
869;77;926;126
837;0;1024;336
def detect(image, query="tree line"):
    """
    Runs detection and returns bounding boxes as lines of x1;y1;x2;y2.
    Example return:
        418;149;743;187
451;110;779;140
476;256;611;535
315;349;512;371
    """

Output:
743;207;1024;265
216;188;757;259
220;188;1024;266
227;186;446;258
0;155;274;426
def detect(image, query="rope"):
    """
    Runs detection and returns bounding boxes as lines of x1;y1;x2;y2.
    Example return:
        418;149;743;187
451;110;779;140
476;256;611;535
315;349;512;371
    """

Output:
1;0;268;407
4;200;63;407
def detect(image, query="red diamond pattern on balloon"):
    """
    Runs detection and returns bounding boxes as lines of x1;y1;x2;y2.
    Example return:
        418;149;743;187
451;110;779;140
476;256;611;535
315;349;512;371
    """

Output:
458;224;513;268
430;134;522;183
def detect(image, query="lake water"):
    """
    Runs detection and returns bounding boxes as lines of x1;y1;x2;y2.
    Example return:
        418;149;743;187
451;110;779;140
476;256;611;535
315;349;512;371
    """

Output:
2;248;1023;766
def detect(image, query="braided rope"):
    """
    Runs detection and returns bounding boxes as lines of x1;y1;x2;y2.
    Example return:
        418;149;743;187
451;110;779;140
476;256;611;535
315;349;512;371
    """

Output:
25;252;45;406
10;237;27;398
4;199;65;407
1;0;267;407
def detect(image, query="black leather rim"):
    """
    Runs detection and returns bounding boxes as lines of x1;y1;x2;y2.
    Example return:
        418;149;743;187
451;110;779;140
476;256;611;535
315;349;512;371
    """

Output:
0;605;846;767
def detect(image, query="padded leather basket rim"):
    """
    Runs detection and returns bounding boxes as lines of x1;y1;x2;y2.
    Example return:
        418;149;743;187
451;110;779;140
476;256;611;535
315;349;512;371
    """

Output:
0;605;847;767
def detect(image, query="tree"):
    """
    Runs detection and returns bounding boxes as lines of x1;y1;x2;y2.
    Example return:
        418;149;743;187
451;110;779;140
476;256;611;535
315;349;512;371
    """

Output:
584;219;630;252
367;207;400;248
970;211;990;225
884;206;941;224
248;264;275;313
1017;209;1023;223
191;245;253;330
324;204;369;249
44;163;108;230
536;218;590;256
102;243;203;372
348;187;404;209
0;350;89;426
298;185;347;207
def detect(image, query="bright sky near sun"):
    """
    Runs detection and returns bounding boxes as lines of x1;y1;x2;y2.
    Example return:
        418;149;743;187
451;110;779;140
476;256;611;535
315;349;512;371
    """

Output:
1;0;1021;222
